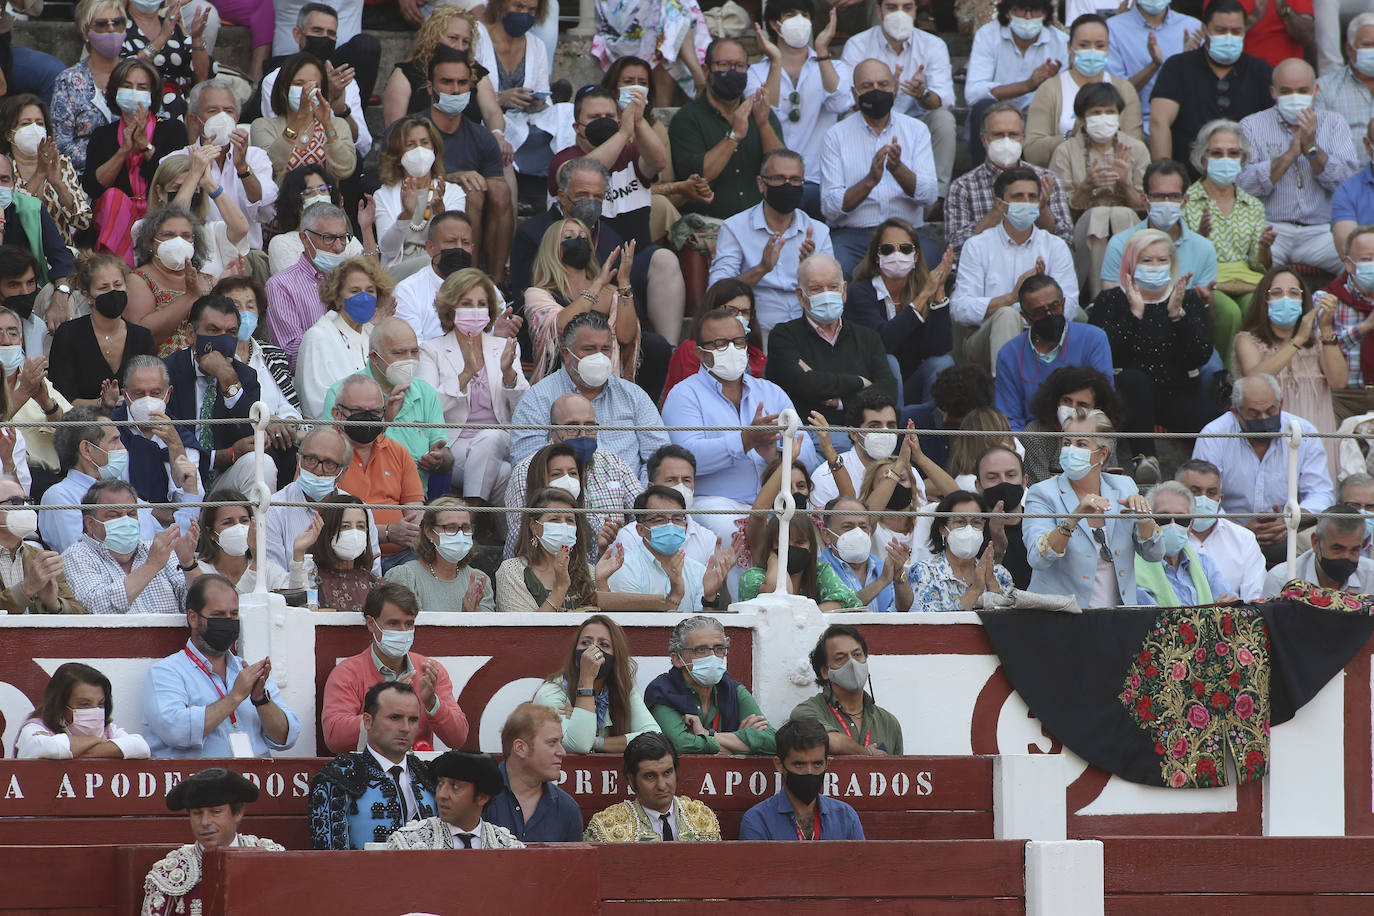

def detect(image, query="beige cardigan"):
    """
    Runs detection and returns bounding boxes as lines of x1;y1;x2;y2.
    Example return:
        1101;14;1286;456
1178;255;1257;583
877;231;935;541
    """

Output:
1023;72;1144;168
250;115;357;182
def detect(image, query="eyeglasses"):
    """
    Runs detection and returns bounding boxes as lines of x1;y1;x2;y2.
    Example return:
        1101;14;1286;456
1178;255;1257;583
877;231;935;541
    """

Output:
305;227;352;245
433;523;474;535
300;453;343;475
1023;299;1065;320
711;62;749;73
0;495;29;506
878;243;915;256
644;513;689;526
680;643;730;659
92;17;127;30
337;406;384;422
701;335;748;351
761;174;805;187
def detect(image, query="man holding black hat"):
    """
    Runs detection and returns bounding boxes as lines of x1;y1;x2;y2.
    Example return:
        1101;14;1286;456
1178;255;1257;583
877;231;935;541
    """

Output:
386;750;524;850
584;732;721;843
141;767;284;916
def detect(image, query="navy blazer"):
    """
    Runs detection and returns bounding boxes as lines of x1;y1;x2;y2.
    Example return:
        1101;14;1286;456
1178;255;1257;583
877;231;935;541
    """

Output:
163;348;261;481
111;404;199;504
844;276;954;380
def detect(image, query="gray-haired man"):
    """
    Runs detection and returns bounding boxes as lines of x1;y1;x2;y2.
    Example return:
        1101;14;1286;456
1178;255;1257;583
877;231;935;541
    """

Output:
1263;503;1374;594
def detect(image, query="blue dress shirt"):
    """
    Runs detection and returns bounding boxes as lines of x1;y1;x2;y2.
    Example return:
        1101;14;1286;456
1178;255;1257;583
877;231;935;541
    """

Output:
142;640;301;758
709;203;834;331
1106;7;1202;128
738;791;866;841
483;762;584;842
1332;164;1374;227
1099;220;1219;288
39;468;164;553
1136;549;1232;606
821;547;895;612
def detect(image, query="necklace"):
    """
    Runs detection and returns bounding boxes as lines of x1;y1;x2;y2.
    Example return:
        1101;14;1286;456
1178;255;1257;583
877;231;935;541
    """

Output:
425;560;455;581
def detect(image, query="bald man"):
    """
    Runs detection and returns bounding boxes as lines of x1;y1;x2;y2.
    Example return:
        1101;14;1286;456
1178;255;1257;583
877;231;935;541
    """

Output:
1238;57;1359;272
323;317;452;494
820;58;939;279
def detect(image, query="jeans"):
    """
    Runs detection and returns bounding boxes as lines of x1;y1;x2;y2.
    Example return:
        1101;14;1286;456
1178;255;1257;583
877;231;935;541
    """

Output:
905;353;955;407
10;46;65;106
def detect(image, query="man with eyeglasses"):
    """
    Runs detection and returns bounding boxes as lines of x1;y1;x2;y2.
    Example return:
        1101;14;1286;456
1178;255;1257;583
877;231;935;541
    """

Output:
603;486;735;612
0;474;81;613
1101;161;1222;294
109;355;204;529
711;149;833;336
266;202;354;368
143;573;301;758
669;38;784;220
994;274;1113;431
1135;480;1236;607
664;308;816;539
790;624;902;756
264;426;382;573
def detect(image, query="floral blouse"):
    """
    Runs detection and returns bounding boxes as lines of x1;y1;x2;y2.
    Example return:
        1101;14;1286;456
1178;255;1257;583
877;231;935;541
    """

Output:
51;61;115;173
134;267;197;357
1181;181;1267;269
908;553;1014;611
15;154;92;244
738;562;860;607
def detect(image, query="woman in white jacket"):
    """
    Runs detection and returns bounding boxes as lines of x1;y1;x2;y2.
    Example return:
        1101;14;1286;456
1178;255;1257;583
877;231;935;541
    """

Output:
372;116;466;281
14;662;149;759
418;268;530;502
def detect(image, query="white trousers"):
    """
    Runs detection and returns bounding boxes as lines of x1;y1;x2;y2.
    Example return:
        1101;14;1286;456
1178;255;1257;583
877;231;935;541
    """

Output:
1269;221;1342;273
450;429;512;502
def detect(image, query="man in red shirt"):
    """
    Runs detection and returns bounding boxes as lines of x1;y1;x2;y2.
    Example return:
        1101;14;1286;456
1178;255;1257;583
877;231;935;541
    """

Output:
1238;0;1314;65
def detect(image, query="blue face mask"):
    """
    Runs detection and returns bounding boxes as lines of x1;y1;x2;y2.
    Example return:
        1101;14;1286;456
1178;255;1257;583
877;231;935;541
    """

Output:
91;443;128;480
1364;511;1374;542
236;310;258;342
373;623;415;658
1059;444;1097;480
1135;0;1168;14
1192;494;1219;532
297;468;338;501
565;435;597;467
1267;296;1303;329
115;87;152;113
1134;264;1173;290
312;249;344;275
646;523;687;556
342;291;377;324
435;530;473;563
1276;93;1313;125
502;10;535;36
1161;522;1189;557
1072;49;1108;77
1148;201;1181;230
433;91;470;115
1357;48;1374;77
100;514;141;555
0;187;13;211
1005;201;1039;231
1009;16;1042;40
807;290;844;324
1353;261;1374;292
689;654;727;687
1207;33;1244;65
1206;156;1243;186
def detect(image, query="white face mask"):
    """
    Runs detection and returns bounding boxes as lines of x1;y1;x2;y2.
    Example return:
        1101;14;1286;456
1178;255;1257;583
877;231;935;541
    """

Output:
549;474;581;499
706;343;748;382
670;482;694;509
217;522;251;557
384;357;419;388
400;145;436;179
128;395;167;425
156;236;195;271
1084;113;1119;142
985;136;1022;168
945;524;984;560
12;122;45;157
5;507;37;540
834;526;872;564
882;9;914;41
202;111;236;146
861;430;898;460
332;528;368;561
575;352;613;388
779;15;812;48
1056;404;1076;429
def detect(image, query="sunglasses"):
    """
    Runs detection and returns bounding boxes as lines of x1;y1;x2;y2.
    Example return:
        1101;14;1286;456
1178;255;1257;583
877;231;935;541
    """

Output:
878;243;915;256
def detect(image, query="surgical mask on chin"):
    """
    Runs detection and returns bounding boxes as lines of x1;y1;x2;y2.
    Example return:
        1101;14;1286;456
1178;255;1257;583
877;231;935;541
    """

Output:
984;136;1022;168
373;623;415;657
689;654;727;686
829;657;869;692
332;528;368;561
67;706;106;737
861;430;898;460
1192;495;1220;533
128;395;167;425
575;352;613;387
216;522;251;557
400;145;436;178
833;527;872;564
548;474;581;500
706;343;749;382
945;524;984;560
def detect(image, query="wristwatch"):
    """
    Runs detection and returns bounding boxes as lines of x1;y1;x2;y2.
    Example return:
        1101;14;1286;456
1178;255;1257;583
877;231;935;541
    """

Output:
283;126;299;141
828;456;844;471
223;382;242;398
54;283;72;297
251;691;272;707
725;129;741;143
576;687;595;697
1304;146;1320;160
237;169;253;180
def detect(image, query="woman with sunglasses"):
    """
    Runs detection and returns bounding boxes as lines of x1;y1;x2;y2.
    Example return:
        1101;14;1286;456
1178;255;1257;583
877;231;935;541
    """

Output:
848;218;955;407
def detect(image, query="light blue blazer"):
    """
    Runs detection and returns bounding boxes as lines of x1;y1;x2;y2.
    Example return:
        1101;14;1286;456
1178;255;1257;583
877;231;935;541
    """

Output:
1023;472;1164;609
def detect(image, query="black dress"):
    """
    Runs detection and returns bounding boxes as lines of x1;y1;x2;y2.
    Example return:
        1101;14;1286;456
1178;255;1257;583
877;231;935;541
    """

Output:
48;315;158;403
80;118;189;203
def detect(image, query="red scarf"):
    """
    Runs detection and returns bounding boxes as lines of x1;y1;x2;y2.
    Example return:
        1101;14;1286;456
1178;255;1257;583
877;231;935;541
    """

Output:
1322;273;1374;382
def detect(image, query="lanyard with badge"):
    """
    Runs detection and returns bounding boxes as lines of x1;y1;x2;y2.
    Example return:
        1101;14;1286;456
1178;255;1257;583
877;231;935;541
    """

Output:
185;648;255;758
794;809;821;841
828;702;871;748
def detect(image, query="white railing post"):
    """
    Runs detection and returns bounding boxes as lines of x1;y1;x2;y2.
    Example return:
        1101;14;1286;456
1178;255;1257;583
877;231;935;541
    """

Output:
571;0;595;37
770;409;801;596
249;401;272;595
1284;418;1302;582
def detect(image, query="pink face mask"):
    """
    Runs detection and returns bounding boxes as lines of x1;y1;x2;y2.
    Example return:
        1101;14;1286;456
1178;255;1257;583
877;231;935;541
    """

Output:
453;307;489;337
67;706;106;737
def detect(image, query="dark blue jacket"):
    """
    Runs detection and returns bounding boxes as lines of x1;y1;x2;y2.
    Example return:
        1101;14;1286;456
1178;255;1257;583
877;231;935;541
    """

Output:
163;347;261;482
111;404;199;504
844;277;954;381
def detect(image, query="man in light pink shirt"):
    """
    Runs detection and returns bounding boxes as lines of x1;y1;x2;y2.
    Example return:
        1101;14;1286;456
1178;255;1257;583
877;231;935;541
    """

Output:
321;581;469;754
266;203;351;368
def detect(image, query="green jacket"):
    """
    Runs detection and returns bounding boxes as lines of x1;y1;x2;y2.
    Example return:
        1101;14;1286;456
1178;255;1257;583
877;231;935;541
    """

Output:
650;682;777;756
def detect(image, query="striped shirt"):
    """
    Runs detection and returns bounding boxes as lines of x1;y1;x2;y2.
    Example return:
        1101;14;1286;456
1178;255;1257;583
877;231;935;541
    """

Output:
840;26;954;119
820;111;938;229
1316;66;1374;168
944;158;1074;254
1237;107;1359;226
265;252;328;369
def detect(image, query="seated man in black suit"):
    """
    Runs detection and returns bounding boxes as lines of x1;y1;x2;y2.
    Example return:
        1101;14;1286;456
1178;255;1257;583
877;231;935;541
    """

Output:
163;295;264;495
112;355;204;528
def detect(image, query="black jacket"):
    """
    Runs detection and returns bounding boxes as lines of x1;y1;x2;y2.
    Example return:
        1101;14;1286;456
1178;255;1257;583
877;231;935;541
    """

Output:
764;316;897;425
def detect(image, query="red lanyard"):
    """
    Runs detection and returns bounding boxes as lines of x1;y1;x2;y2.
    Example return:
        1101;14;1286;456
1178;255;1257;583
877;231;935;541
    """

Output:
829;702;870;747
185;647;235;726
1017;333;1066;383
794;809;821;841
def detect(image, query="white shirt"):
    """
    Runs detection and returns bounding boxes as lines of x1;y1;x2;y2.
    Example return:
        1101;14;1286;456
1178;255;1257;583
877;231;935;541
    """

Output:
647;803;678;840
1188;516;1266;601
273;0;363;55
709;203;833;331
606;537;707;612
613;514;716;568
840;25;954;118
745;52;853;181
368;745;420;821
263;479;383;575
820;111;938;228
1263;549;1374;596
810;447;928;514
393;266;506;344
1192;411;1335;517
261;66;372;157
21;311;45;361
950;224;1080;327
295;311;371;420
1089;553;1121;608
965;20;1069;109
166;142;279;249
373;181;467;266
0;428;28;494
196;558;299;593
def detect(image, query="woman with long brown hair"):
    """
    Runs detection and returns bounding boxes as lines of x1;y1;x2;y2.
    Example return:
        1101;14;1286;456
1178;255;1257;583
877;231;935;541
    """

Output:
532;613;660;752
373;116;467;276
738;512;859;610
309;494;381;613
14;661;149;759
494;487;622;612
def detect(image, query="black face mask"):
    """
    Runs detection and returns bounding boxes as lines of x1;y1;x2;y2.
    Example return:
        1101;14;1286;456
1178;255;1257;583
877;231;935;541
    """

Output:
763;182;803;215
1031;313;1066;345
786;547;810;575
94;289;128;320
4;290;35;321
791;491;808;511
711;69;747;101
302;35;336;60
561;237;593;270
982;481;1024;513
345;423;384;445
200;616;240;654
1318;554;1359;585
784;770;824;805
584;116;619;148
857;89;895;119
567;198;602;230
436;246;473;277
575;647;615;681
1240;413;1282;442
885;484;912;512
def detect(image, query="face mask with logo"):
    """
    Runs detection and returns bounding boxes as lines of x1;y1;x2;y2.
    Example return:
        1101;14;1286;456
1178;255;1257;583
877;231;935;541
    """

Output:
217;522;250;557
373;622;415;657
706;342;749;382
1148;201;1181;230
670;482;694;509
689;653;727;685
1085;113;1119;143
156;237;196;271
433;91;471;115
435;530;473;563
1058;444;1097;480
807;290;844;323
1276;93;1313;125
1056;404;1076;428
5;507;36;539
575;351;613;387
1134;264;1173;290
878;250;916;279
383;357;419;388
833;527;872;564
342;291;377;324
67;706;106;737
856;88;895;120
1206;156;1243;186
0;345;23;374
982;481;1024;512
1072;48;1108;77
882;9;914;40
710;68;747;101
93;443;129;480
115;87;152;113
1009;15;1043;39
1161;522;1189;557
401;145;436;178
12;122;45;157
945;524;984;560
1352;260;1374;292
332;528;368;561
861;430;898;460
985;136;1022;168
538;520;577;553
100;514;141;554
647;522;687;555
548;474;582;500
128;395;167;425
779;15;812;48
1005;201;1039;231
763;181;803;215
583;116;619;148
1192;494;1219;532
437;247;473;277
560;236;593;269
312;248;345;275
201;111;236;146
298;468;338;501
1267;297;1303;328
454;307;490;337
1207;33;1243;65
195;332;237;361
829;656;869;692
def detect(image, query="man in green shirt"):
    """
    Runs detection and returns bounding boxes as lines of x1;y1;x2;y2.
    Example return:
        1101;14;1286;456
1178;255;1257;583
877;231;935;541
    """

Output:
790;623;904;755
644;615;777;755
669;38;785;220
322;316;451;493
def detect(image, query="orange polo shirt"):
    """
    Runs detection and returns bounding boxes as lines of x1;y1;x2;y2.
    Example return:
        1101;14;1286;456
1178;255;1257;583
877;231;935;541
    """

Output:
336;436;424;556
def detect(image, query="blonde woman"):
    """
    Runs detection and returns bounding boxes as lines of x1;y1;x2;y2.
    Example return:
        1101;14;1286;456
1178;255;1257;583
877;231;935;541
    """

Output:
525;218;638;381
140;148;250;280
373;116;467;277
52;0;126;173
295;256;396;419
417;268;529;502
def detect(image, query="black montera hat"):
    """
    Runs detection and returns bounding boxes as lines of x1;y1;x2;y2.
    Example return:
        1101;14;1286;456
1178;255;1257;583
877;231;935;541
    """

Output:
165;767;260;811
431;751;506;797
